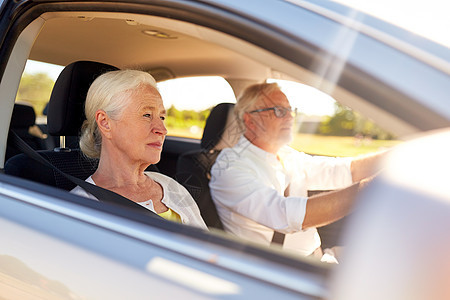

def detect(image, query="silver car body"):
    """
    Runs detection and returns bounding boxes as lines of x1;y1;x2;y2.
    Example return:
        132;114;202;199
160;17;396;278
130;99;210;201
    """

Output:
0;0;449;299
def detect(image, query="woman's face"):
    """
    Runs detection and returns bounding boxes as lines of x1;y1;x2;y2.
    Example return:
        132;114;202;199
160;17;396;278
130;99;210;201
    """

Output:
107;84;167;165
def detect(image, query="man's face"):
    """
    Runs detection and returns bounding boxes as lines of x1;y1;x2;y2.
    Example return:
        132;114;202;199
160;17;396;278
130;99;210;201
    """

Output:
245;89;295;152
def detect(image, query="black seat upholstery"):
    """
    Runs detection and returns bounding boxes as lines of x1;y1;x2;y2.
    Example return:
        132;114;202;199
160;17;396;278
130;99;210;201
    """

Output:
5;61;119;190
176;103;243;229
6;103;45;161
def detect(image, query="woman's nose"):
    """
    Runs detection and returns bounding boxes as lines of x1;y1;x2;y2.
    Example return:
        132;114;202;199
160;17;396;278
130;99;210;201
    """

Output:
153;118;168;136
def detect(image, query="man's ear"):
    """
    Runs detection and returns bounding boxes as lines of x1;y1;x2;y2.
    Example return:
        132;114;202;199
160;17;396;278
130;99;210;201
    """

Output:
243;113;255;130
95;110;112;138
244;112;266;133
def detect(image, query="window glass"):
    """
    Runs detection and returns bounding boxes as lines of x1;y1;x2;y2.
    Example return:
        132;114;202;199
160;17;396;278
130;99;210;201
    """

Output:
157;76;236;139
17;62;236;139
269;79;401;157
16;60;63;124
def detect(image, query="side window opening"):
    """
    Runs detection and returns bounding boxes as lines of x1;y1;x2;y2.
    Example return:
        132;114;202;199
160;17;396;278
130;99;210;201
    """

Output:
268;79;401;157
11;60;63;154
157;76;236;139
267;79;401;252
15;62;400;156
17;63;236;141
17;60;63;125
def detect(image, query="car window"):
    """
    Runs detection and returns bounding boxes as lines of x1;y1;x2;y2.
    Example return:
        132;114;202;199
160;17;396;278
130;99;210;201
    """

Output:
269;79;401;157
157;76;236;139
15;60;401;157
16;66;236;141
16;60;63;124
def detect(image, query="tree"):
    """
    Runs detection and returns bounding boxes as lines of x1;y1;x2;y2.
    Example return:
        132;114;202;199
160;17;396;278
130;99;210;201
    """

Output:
319;102;395;139
165;105;212;129
16;73;55;116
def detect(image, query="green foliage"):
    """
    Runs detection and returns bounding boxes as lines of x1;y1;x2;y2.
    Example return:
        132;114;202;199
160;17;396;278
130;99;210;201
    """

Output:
16;72;55;116
165;105;211;130
290;133;400;157
318;102;395;140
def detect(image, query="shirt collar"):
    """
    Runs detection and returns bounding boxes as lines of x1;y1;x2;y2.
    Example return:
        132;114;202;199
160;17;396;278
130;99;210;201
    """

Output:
238;135;280;164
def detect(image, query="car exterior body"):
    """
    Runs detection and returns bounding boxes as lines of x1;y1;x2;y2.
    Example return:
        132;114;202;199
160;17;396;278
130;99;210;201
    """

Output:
0;0;449;299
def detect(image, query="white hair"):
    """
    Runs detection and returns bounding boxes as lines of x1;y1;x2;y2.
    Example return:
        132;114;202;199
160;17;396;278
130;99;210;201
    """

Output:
234;82;281;128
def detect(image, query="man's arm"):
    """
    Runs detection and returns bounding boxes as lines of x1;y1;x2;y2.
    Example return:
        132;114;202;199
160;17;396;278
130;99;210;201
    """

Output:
350;150;388;182
302;148;389;229
302;177;372;229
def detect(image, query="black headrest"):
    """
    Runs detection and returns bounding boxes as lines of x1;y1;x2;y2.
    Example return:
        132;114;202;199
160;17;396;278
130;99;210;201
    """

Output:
47;61;119;136
10;104;36;129
201;103;237;150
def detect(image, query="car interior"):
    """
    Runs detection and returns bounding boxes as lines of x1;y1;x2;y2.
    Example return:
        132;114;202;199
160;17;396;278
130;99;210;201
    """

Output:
6;103;46;161
176;102;241;229
6;61;118;190
5;59;238;229
1;6;433;250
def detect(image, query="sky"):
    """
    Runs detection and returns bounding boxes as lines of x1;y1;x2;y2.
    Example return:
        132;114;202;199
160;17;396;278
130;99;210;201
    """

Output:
24;59;63;81
23;0;449;116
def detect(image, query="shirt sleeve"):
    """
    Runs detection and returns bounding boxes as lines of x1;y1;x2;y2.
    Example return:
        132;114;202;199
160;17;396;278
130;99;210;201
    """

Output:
210;155;307;234
296;152;353;190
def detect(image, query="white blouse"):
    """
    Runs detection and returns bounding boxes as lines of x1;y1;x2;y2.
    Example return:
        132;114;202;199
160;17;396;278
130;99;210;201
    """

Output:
71;171;207;230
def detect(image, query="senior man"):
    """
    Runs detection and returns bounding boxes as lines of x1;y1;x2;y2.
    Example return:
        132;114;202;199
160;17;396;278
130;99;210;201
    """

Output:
209;82;385;258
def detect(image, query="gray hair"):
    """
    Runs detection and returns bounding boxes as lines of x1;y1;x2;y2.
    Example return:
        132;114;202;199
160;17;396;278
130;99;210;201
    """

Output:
234;82;281;128
79;69;158;158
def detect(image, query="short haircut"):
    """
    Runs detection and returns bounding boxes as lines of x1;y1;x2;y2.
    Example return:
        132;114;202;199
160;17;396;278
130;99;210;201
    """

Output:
234;82;281;128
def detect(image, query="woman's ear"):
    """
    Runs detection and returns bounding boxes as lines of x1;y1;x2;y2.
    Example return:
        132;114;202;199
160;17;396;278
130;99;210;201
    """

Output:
95;110;112;138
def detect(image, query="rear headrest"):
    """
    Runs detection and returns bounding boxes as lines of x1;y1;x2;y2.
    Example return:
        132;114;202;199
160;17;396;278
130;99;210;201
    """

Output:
47;61;119;136
10;104;36;129
201;103;243;151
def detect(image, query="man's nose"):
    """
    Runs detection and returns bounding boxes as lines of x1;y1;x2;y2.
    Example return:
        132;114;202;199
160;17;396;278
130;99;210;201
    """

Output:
284;111;294;120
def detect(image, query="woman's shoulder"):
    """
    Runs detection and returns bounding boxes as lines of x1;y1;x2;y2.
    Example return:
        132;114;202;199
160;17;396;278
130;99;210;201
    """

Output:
144;171;176;185
144;171;188;193
144;172;207;229
145;171;196;204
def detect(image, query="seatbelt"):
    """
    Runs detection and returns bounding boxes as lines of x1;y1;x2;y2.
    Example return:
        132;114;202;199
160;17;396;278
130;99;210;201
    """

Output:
271;231;286;245
8;129;163;220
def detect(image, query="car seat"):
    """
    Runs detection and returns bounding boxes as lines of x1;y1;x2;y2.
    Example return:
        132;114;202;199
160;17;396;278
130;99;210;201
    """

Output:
176;103;243;229
39;102;73;150
5;103;46;161
5;61;119;190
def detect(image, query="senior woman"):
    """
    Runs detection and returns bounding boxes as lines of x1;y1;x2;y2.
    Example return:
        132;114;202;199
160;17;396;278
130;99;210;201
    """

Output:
71;69;207;229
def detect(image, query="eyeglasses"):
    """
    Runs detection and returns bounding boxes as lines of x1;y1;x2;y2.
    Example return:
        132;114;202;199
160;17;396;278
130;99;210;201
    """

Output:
248;106;297;118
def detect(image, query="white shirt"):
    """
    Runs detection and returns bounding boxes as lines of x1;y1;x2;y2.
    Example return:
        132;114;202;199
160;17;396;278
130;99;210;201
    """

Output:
209;136;352;256
71;171;207;230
